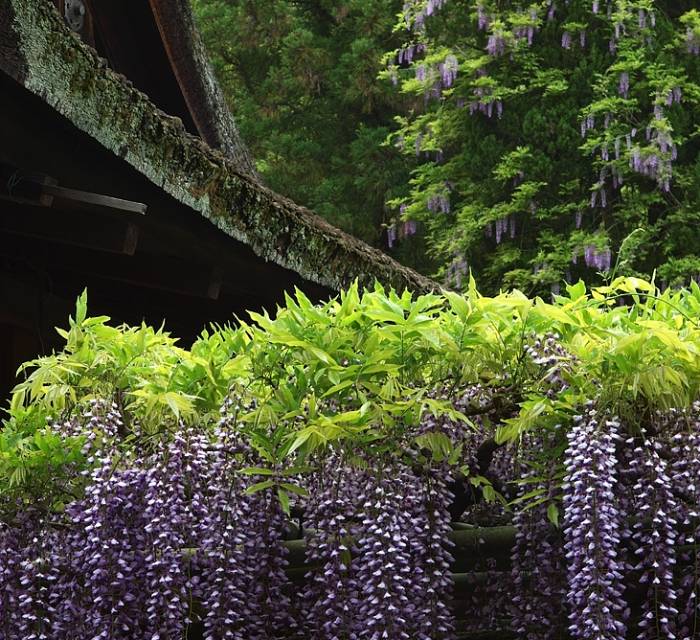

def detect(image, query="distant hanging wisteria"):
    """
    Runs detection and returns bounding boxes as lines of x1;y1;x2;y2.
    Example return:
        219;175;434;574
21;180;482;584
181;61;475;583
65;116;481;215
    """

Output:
383;0;700;293
427;193;451;214
571;244;612;271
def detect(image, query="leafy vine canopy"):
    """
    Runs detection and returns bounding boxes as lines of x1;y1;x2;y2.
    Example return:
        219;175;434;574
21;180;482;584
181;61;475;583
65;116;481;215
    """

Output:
3;278;700;638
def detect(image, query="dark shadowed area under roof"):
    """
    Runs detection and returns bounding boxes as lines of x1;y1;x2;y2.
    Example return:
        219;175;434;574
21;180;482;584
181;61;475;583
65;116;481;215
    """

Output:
0;0;437;400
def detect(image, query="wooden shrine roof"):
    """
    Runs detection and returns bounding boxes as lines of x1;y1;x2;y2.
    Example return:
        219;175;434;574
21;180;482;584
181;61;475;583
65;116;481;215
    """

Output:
50;0;257;176
0;0;437;297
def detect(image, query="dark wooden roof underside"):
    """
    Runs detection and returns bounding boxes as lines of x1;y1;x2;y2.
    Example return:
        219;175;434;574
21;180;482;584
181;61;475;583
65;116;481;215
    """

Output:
51;0;258;175
0;0;437;301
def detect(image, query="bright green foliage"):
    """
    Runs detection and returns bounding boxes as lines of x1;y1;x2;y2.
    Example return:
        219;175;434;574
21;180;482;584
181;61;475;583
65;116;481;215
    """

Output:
9;292;245;428
385;0;700;294
192;0;424;260
5;279;700;509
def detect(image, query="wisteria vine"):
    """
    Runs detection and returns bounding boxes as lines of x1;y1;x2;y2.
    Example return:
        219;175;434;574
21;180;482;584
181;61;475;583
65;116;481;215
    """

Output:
5;347;700;638
384;0;700;292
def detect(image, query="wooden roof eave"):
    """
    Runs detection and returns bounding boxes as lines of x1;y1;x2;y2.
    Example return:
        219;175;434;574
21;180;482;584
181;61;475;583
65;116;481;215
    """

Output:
0;0;439;296
146;0;258;177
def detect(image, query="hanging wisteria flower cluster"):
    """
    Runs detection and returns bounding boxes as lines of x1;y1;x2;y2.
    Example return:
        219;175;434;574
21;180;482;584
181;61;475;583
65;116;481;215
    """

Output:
571;244;612;272
427;192;451;214
511;475;567;640
563;409;627;640
628;438;679;640
8;315;700;640
385;0;700;293
487;215;516;245
387;217;418;249
0;397;462;639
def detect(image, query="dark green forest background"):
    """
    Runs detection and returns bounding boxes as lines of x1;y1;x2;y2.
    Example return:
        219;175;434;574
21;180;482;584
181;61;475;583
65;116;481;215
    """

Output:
193;1;700;295
192;0;429;265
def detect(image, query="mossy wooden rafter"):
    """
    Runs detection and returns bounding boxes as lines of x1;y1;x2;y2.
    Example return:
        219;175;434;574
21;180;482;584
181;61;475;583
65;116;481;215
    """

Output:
0;0;438;294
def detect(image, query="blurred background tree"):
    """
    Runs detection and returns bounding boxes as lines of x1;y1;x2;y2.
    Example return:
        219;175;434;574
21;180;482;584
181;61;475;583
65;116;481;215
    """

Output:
194;1;700;295
192;0;433;273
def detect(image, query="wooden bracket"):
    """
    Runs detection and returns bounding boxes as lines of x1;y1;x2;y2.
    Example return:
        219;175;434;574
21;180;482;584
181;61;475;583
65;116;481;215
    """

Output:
1;163;145;256
1;162;147;215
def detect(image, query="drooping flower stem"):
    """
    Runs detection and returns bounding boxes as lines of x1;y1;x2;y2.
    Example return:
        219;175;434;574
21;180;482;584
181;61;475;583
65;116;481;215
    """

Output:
563;408;626;640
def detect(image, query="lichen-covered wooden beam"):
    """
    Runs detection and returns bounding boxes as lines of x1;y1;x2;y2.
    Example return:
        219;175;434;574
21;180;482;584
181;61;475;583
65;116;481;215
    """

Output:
146;0;258;177
0;0;439;295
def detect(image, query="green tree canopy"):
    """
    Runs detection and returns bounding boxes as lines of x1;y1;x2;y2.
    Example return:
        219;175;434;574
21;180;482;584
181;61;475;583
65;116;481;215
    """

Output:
193;0;429;269
386;0;700;294
194;1;700;295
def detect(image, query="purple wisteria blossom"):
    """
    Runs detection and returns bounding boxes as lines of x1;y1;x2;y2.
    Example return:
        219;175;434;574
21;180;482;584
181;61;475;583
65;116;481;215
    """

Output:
667;407;700;638
486;31;507;57
511;477;567;639
425;0;447;17
667;87;682;105
492;216;517;244
403;219;418;236
563;409;626;640
469;97;503;118
410;467;456;638
618;72;629;98
445;253;468;288
415;132;423;156
628;438;679;640
580;114;595;137
352;464;455;639
0;397;305;640
387;225;398;248
614;21;624;40
439;54;458;88
494;217;506;244
302;456;361;639
513;10;538;46
582;245;612;271
476;4;489;30
397;42;425;65
525;333;574;394
427;193;451;213
196;401;298;640
0;510;54;640
403;0;447;32
629;119;675;191
466;75;502;117
638;9;647;30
